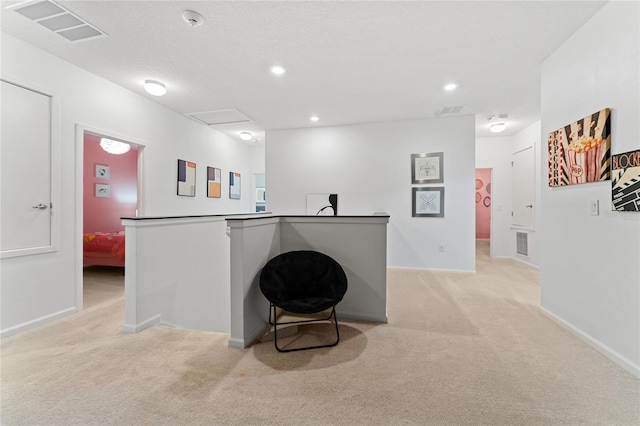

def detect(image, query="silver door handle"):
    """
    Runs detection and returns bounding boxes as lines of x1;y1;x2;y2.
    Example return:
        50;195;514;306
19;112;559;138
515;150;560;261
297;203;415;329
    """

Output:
32;203;48;210
525;204;533;208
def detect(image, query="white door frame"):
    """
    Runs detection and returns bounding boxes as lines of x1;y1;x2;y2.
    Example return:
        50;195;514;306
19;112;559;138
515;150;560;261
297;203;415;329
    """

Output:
74;124;147;310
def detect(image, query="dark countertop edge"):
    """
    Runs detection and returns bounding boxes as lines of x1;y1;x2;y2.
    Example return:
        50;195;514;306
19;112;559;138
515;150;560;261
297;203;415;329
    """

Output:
122;213;390;221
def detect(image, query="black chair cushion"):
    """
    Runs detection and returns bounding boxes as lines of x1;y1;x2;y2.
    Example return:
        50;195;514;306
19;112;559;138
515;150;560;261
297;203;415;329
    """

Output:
260;250;348;314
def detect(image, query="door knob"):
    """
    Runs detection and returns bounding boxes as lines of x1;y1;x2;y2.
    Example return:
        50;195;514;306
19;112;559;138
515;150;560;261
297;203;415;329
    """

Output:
32;203;49;210
525;204;533;208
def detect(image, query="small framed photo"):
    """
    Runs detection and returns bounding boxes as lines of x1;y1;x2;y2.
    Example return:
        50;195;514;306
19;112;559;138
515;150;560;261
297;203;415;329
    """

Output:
411;152;443;184
95;183;110;198
256;187;266;202
412;187;444;217
207;167;222;198
229;172;241;199
95;164;110;180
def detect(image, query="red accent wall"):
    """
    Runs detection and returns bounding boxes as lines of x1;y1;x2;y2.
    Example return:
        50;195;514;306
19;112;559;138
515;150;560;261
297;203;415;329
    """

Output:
83;134;138;233
475;168;491;239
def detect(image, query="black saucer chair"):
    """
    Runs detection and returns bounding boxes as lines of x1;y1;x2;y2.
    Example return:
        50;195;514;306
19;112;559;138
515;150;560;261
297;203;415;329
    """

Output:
259;250;348;352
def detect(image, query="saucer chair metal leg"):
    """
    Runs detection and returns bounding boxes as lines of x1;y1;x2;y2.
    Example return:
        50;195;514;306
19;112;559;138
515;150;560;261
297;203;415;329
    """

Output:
272;305;341;353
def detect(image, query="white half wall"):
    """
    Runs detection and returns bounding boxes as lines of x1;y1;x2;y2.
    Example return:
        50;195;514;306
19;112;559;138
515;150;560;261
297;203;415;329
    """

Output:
0;34;263;337
540;1;640;377
266;116;476;271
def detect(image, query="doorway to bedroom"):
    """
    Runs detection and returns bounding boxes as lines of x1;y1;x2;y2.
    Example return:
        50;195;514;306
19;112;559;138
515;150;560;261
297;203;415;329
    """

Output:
82;131;140;309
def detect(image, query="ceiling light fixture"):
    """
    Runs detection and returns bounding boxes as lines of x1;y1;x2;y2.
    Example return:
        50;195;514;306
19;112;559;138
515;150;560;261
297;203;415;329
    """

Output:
444;83;458;91
490;122;506;133
144;79;167;96
239;131;253;141
310;115;319;122
270;65;286;75
100;138;131;155
182;10;204;27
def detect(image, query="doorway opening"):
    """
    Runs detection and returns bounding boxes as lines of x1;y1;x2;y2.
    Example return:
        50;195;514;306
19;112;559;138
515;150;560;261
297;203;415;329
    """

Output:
475;168;492;257
78;128;143;311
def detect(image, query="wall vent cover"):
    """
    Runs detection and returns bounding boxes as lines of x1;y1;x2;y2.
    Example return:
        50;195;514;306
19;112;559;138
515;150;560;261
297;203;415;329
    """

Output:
8;0;107;42
516;232;529;256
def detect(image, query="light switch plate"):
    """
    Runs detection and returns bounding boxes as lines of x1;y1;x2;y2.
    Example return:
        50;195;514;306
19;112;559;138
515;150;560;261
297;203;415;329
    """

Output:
590;200;599;216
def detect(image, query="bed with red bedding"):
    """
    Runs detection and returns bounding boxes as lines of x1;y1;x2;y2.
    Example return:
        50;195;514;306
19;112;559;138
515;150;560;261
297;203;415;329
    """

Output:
83;231;125;267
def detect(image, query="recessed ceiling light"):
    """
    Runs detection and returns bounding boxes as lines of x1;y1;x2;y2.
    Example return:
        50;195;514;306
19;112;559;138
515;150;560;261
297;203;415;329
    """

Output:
270;65;286;75
444;83;458;91
490;122;506;133
144;80;166;96
310;115;319;122
239;131;253;141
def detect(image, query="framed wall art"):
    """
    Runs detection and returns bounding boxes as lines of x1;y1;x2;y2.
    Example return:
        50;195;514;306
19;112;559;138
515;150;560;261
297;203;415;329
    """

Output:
95;183;110;198
177;159;196;197
611;149;640;211
229;171;241;199
95;164;110;180
548;107;611;187
207;166;221;198
411;152;443;184
412;187;444;217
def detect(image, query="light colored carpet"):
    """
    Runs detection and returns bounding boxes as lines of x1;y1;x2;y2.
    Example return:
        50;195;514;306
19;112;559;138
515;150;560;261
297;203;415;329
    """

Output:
1;241;638;425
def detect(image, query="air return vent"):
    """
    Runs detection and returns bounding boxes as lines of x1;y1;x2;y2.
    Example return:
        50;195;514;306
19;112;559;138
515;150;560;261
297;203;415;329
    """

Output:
8;0;106;42
516;232;529;256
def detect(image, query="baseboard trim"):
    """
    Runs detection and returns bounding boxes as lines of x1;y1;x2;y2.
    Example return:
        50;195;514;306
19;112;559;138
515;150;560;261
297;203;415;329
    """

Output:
122;314;161;333
495;255;540;270
388;266;475;274
0;307;77;339
339;311;388;324
541;307;640;378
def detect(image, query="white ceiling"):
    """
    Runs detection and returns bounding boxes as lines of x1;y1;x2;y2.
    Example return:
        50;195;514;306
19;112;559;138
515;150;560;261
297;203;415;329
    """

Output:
1;1;608;143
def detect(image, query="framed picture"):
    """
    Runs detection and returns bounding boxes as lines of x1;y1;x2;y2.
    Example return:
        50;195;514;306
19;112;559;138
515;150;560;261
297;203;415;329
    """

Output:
412;187;444;217
256;187;266;203
207;167;221;198
177;159;196;197
548;107;611;186
95;183;110;198
229;172;241;199
95;164;110;180
411;152;443;184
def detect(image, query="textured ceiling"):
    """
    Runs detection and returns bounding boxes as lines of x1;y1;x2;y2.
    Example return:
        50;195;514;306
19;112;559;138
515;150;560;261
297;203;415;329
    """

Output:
1;1;608;143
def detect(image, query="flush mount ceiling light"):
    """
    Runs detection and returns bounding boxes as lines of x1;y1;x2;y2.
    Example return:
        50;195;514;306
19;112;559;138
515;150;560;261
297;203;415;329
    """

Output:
270;65;286;75
144;79;166;96
100;138;131;155
310;115;319;122
444;83;459;91
490;122;506;133
239;131;253;141
182;10;204;27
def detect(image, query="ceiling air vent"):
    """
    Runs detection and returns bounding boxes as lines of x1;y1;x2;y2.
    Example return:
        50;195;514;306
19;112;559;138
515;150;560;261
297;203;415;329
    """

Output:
440;105;465;115
186;109;253;127
8;0;107;42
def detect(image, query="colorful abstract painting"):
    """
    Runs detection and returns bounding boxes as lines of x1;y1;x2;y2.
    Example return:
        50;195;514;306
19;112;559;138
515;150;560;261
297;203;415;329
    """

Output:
177;159;196;197
229;171;241;199
611;149;640;211
548;108;611;187
207;167;221;198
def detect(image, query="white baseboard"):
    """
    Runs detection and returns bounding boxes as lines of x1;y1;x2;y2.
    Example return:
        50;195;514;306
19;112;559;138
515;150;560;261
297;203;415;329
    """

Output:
495;255;540;270
122;314;161;333
388;266;475;273
0;307;77;339
339;311;388;324
541;307;640;378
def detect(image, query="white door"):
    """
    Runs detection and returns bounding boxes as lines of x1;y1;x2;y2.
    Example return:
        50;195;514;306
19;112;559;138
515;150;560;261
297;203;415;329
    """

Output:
1;80;53;253
511;146;535;228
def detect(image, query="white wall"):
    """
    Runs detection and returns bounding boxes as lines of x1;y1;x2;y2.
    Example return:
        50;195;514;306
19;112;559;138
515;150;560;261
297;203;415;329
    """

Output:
540;1;640;376
266;116;476;271
0;34;263;336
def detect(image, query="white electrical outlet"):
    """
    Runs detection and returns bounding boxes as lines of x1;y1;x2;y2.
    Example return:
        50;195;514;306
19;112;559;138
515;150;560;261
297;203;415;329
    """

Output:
590;200;599;216
438;245;445;252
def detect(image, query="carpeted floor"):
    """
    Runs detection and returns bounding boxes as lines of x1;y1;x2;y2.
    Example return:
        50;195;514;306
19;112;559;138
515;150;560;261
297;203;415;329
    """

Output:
1;241;638;425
